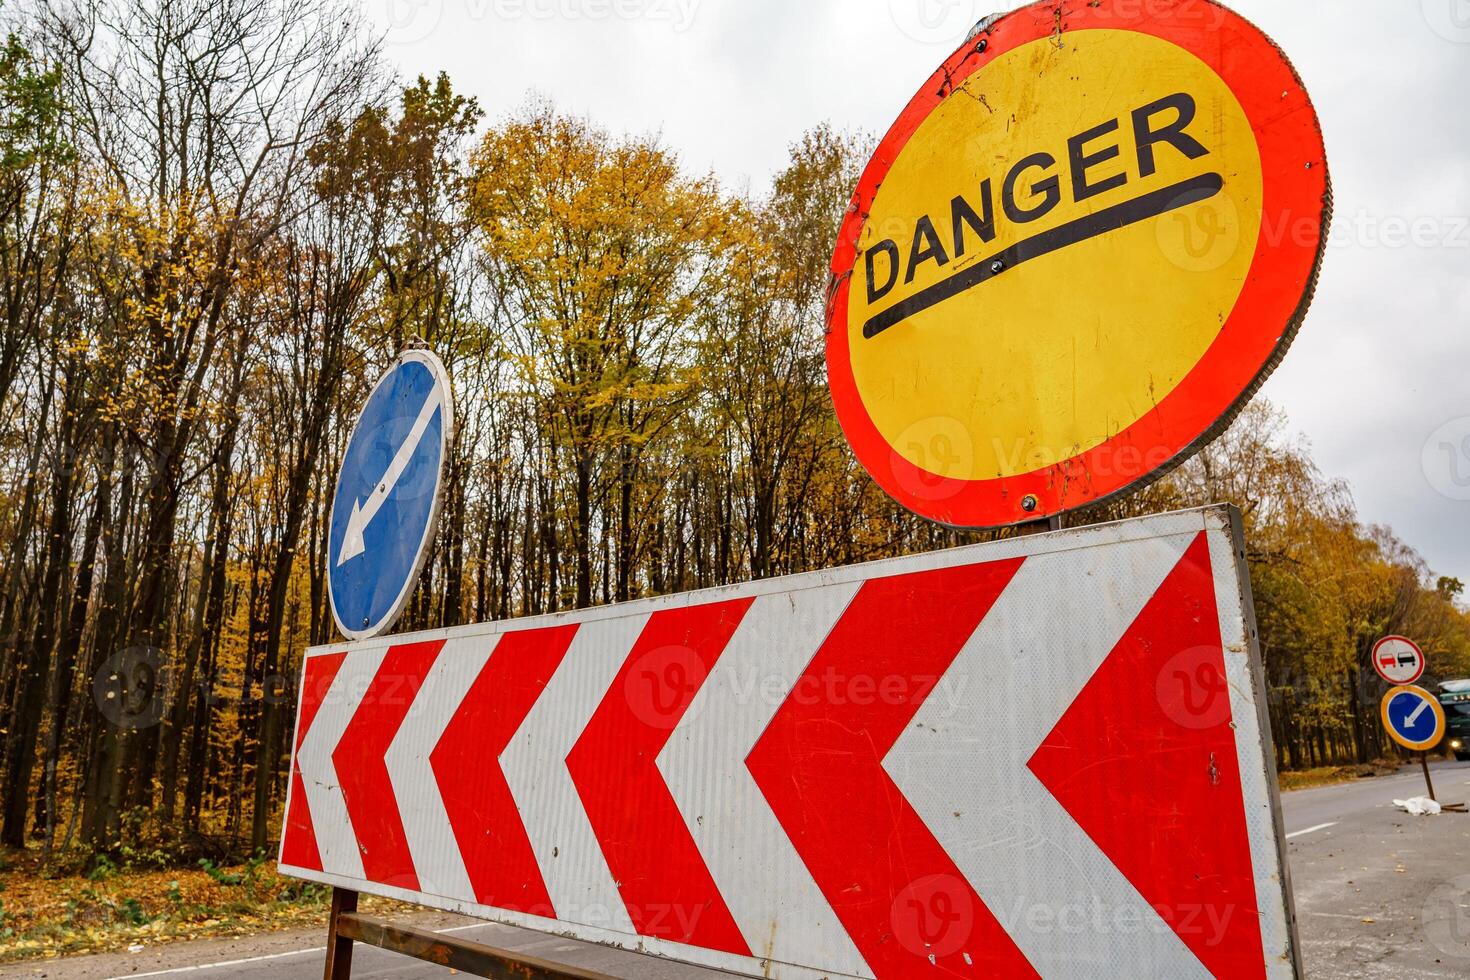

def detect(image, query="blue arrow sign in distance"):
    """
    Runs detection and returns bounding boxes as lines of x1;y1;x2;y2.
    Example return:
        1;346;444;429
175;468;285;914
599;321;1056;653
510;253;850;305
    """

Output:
328;350;453;640
1380;685;1446;752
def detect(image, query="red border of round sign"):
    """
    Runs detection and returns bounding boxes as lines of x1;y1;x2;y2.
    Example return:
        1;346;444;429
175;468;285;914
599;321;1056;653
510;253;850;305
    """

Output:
1379;685;1445;752
1372;635;1426;686
825;0;1331;528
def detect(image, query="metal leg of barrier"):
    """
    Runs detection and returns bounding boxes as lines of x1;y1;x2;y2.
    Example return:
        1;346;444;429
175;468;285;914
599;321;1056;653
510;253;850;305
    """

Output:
320;884;613;980
324;887;358;980
334;911;615;979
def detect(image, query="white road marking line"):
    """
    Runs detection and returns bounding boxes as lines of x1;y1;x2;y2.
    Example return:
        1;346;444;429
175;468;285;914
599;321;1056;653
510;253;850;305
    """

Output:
1304;912;1371;921
102;921;514;978
1285;822;1337;839
103;946;326;978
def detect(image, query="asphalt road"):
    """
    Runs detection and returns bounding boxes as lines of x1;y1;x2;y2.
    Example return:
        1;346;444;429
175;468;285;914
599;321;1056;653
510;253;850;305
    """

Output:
1283;758;1470;978
9;759;1470;980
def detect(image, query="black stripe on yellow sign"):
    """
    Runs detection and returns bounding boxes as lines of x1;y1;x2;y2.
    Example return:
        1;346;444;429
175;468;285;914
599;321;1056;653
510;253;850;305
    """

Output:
862;172;1225;340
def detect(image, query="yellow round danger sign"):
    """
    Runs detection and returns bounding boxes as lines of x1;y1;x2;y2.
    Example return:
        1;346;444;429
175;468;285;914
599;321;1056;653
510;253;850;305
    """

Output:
826;0;1329;528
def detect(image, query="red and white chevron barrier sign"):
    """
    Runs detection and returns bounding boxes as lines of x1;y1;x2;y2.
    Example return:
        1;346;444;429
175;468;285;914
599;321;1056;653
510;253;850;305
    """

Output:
279;506;1298;978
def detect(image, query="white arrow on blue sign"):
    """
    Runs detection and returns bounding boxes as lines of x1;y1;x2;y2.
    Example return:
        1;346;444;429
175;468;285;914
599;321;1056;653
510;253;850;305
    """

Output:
1380;684;1446;753
328;349;453;641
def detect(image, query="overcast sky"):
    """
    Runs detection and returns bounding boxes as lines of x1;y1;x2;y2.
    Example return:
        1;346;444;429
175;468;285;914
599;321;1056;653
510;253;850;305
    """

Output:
364;0;1470;586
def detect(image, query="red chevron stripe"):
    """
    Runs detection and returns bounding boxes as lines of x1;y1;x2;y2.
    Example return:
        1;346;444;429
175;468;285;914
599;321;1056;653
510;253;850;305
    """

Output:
432;625;578;916
1029;533;1266;978
333;640;444;890
566;600;754;954
747;559;1037;979
280;652;346;871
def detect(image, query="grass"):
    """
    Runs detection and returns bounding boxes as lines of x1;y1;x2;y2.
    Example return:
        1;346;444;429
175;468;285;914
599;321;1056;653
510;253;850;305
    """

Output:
0;847;411;964
1278;759;1404;792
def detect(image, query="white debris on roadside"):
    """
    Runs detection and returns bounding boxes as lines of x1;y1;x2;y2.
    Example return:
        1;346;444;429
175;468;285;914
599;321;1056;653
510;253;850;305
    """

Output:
1393;796;1443;815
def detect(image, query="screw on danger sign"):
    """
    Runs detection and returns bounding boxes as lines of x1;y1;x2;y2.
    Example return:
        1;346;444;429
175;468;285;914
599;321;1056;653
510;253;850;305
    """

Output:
863;91;1215;335
826;0;1329;529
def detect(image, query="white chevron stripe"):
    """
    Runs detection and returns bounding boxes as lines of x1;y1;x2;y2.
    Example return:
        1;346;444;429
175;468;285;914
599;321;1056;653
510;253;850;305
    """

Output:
885;533;1209;978
500;614;650;936
1208;527;1294;975
297;646;387;881
383;636;490;902
658;584;873;979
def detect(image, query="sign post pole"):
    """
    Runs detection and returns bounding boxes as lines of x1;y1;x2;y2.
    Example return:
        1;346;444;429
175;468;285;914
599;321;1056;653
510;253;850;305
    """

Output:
1420;752;1437;803
323;887;357;980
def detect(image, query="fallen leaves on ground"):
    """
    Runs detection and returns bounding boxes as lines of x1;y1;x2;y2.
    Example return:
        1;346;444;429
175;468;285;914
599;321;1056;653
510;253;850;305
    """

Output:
0;848;412;963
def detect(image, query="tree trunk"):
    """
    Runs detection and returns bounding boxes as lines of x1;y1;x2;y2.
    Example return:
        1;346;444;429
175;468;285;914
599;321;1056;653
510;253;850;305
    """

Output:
0;369;66;846
40;422;108;852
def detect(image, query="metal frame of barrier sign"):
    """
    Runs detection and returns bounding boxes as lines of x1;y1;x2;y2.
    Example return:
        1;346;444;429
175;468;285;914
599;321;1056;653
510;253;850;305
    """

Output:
322;886;615;980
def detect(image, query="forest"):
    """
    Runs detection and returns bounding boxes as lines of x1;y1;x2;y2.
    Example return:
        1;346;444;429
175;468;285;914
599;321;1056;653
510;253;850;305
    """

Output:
1;0;1467;868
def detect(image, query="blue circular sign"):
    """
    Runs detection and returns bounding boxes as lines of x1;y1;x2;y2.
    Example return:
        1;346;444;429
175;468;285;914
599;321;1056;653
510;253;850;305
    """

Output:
1381;685;1446;752
328;350;453;640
